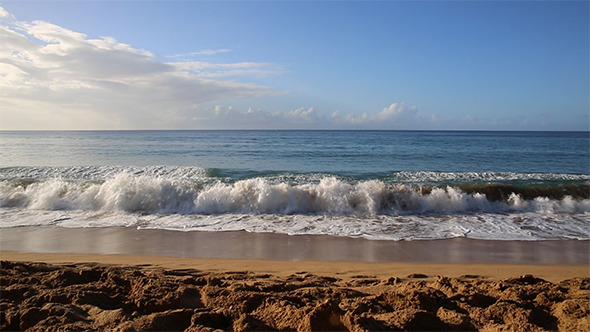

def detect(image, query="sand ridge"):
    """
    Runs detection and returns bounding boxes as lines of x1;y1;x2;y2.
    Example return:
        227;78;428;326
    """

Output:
1;259;589;331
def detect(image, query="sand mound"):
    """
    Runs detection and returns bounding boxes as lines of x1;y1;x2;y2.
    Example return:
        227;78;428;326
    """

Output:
1;260;588;331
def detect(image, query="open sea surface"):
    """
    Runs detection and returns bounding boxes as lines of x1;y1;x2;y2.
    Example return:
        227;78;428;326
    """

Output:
1;130;588;241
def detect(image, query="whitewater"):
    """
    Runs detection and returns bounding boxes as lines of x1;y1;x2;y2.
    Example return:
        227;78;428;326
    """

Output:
1;166;588;241
1;130;588;241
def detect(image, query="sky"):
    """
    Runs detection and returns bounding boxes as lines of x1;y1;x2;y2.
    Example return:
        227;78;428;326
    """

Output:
0;1;588;131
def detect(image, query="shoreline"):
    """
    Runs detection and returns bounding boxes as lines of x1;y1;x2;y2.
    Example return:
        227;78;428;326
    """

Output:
2;225;588;282
1;226;589;265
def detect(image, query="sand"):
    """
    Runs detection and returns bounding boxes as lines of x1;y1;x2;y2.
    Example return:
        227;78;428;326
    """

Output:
1;227;589;331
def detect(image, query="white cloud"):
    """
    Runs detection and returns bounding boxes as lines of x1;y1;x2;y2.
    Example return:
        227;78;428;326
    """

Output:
0;7;435;130
169;49;232;57
0;8;280;129
287;107;314;119
171;61;285;78
0;7;9;18
181;103;426;130
177;105;322;129
330;102;419;128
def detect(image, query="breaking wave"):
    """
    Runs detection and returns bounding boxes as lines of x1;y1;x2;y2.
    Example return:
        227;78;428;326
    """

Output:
1;170;588;215
1;167;588;240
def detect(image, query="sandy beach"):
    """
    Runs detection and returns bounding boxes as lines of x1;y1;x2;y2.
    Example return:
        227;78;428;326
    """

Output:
1;227;589;331
2;0;589;329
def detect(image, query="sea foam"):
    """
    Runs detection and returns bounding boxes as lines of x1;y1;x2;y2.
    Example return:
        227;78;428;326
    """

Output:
2;172;589;216
2;169;589;241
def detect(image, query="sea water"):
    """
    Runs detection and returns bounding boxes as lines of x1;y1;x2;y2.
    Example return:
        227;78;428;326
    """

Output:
0;130;588;240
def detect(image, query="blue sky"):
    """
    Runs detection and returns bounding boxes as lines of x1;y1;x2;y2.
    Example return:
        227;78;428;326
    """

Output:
0;1;588;130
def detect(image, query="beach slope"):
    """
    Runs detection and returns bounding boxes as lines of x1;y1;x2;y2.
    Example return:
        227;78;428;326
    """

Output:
1;252;589;331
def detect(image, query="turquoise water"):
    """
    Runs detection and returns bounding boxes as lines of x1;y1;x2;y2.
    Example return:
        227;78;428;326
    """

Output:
0;130;588;240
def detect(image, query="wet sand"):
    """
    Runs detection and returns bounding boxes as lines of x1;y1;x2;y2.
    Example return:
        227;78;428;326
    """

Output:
1;227;589;331
1;226;588;264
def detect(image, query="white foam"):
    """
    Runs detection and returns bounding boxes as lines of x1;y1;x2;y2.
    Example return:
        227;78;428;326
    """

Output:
1;209;587;241
2;173;590;215
1;172;589;240
0;165;212;183
388;171;590;183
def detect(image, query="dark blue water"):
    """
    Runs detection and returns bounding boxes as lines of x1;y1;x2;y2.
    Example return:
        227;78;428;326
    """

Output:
1;130;588;176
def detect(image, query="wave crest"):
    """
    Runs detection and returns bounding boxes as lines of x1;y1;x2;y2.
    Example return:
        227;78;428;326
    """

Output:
1;173;589;215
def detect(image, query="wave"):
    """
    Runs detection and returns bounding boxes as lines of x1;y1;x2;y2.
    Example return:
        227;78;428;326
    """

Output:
1;171;588;215
386;170;590;184
2;165;588;183
0;166;214;182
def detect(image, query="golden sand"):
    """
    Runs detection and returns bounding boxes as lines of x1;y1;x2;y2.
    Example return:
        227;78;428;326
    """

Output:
2;251;589;331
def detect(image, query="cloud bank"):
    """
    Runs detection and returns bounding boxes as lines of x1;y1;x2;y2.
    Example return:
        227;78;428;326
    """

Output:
0;9;280;129
330;103;419;127
0;7;426;130
186;102;425;130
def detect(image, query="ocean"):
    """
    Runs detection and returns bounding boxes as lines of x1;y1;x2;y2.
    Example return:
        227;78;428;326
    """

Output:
0;130;588;241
